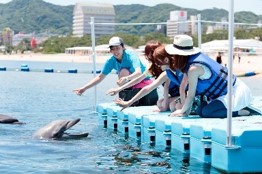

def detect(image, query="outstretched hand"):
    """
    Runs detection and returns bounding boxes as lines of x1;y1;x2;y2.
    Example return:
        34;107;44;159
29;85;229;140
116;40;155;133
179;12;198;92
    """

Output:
107;88;120;96
117;77;127;86
73;88;85;96
114;98;131;111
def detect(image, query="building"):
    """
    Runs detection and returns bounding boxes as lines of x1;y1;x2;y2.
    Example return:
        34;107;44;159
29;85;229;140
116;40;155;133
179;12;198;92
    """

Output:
155;24;166;35
72;2;115;37
12;33;34;46
189;15;198;36
166;11;189;38
1;27;14;46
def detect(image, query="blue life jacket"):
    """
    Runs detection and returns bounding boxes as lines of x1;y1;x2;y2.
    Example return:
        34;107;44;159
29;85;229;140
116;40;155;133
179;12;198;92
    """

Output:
166;69;184;97
186;53;236;100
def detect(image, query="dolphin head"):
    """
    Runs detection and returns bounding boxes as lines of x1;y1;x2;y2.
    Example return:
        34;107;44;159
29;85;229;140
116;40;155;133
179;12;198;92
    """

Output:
0;114;25;124
33;118;88;140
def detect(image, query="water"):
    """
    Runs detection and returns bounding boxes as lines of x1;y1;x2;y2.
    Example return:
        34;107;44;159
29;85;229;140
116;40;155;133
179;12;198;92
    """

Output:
0;60;240;173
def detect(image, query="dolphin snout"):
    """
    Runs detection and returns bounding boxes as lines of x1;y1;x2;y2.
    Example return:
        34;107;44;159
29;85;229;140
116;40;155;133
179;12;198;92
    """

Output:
66;118;81;129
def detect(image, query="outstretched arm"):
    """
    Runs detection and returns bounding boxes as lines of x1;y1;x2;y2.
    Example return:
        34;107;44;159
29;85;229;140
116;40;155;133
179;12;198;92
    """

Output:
170;65;203;117
117;67;142;86
115;71;168;110
107;73;147;96
179;73;188;105
158;79;170;111
73;73;106;95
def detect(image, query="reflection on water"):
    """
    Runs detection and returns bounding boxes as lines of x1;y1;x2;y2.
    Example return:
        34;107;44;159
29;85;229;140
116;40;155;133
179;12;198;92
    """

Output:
0;61;222;173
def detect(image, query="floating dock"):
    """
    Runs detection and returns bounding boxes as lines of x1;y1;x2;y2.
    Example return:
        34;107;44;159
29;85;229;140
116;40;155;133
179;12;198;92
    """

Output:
96;96;262;173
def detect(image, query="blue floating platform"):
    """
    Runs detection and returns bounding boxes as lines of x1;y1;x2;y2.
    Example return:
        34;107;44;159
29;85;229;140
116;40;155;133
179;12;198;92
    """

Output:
106;104;121;130
117;108;132;134
96;95;262;173
189;118;224;163
171;116;201;154
96;102;117;128
212;116;262;173
127;106;158;139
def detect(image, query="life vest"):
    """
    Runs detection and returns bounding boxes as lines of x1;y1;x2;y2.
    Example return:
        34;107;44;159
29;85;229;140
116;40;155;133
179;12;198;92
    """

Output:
166;69;184;97
186;53;236;100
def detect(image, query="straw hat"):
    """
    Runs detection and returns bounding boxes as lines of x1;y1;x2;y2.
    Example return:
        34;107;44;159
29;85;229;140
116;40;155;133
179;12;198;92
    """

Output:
165;35;201;56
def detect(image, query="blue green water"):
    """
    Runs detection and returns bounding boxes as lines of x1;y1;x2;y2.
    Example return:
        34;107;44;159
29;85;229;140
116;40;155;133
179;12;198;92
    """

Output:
0;60;226;173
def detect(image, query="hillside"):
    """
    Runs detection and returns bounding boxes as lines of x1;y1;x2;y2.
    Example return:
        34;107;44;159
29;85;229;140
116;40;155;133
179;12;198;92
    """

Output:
0;0;73;34
0;0;261;35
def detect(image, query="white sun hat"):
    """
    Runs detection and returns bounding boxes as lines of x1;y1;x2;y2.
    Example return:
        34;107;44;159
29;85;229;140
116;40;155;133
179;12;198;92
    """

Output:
108;36;124;47
165;35;201;56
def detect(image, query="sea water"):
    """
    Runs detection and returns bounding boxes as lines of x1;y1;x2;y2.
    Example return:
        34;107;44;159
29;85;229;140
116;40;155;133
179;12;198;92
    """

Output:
0;60;237;173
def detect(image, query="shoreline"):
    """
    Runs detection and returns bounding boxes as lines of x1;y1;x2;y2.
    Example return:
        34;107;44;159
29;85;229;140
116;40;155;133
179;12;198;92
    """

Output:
1;53;262;75
0;53;108;64
0;53;106;63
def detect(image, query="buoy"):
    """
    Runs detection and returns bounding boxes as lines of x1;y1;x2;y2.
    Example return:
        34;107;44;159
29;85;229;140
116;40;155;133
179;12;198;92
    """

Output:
0;67;6;71
21;64;28;67
68;69;77;73
244;71;256;77
44;68;54;73
237;71;257;77
21;67;30;72
20;64;29;72
91;70;101;74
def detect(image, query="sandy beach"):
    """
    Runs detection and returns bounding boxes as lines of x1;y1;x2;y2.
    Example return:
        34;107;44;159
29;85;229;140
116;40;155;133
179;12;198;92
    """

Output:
0;53;107;64
0;53;262;75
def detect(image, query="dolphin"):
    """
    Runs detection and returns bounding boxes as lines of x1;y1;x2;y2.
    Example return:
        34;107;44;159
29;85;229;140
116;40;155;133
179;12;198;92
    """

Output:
0;114;24;124
33;118;89;140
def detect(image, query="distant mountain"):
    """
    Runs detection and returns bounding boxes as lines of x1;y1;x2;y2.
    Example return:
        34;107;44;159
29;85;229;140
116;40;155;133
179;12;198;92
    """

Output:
0;0;73;34
0;0;261;35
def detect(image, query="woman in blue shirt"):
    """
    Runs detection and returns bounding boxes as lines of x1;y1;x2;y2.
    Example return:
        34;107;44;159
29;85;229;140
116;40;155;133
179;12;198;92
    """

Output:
73;36;158;106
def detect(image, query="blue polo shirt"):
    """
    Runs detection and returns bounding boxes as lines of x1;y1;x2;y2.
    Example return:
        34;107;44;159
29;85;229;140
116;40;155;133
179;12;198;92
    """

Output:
101;50;146;75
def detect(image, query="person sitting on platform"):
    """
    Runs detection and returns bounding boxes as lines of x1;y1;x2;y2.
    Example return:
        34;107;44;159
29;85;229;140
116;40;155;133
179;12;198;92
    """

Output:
107;40;184;111
152;35;252;118
73;36;158;106
115;35;252;118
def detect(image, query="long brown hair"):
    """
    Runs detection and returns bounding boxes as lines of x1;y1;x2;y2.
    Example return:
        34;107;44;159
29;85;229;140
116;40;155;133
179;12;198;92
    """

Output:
153;45;189;73
173;55;189;73
144;40;163;78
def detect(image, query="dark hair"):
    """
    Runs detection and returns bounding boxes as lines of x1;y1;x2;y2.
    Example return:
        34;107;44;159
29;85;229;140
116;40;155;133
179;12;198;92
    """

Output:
144;40;163;78
109;43;125;50
153;45;189;73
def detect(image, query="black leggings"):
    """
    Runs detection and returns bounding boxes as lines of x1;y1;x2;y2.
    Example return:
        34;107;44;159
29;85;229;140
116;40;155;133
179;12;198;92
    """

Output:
197;100;238;118
119;88;158;106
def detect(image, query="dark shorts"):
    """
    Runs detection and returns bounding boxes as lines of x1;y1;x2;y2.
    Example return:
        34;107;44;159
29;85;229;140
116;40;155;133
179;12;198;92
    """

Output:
119;88;158;106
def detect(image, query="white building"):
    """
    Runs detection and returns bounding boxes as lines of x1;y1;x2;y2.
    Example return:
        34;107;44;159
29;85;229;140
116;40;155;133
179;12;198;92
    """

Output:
72;2;115;37
189;15;198;36
166;11;189;38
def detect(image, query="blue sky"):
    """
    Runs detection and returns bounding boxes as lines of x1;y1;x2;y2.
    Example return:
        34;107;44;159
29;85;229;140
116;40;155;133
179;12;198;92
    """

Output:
1;0;262;15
